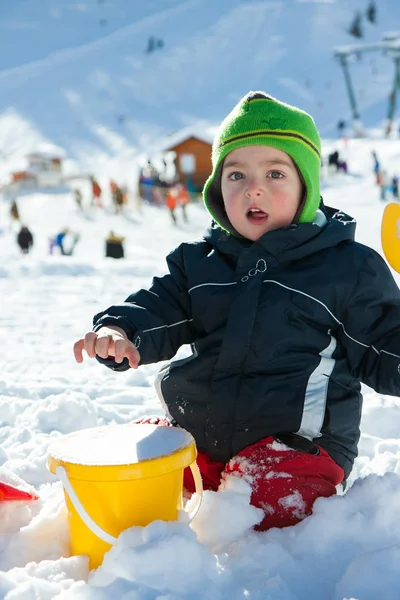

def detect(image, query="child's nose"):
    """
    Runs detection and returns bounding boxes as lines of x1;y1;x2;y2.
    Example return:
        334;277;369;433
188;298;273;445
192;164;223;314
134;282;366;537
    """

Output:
245;177;263;197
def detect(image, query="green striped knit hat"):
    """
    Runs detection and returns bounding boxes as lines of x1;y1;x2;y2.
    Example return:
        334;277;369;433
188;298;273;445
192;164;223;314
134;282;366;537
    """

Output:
203;91;321;235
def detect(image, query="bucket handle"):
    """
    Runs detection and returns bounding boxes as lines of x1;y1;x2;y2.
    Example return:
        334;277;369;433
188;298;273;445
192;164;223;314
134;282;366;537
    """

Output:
56;461;203;546
56;466;116;545
186;460;203;522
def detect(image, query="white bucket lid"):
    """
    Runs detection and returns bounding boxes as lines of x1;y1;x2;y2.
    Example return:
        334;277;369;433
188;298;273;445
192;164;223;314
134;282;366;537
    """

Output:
48;424;195;466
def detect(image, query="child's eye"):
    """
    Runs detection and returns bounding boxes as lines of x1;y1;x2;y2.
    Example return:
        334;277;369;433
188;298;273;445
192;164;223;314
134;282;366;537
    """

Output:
267;171;283;179
228;172;244;181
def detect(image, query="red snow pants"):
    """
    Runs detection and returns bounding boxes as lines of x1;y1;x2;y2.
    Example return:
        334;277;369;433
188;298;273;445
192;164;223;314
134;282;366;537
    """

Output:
183;436;344;531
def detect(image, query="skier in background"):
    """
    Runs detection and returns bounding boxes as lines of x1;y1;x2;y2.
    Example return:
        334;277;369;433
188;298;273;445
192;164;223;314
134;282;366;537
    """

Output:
74;91;400;532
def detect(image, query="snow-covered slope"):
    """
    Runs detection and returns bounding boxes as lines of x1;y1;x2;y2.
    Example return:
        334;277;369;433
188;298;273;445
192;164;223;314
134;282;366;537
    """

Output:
0;0;399;180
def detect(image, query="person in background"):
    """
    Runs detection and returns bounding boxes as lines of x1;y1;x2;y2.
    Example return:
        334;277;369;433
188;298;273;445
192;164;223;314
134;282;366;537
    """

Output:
337;158;348;174
105;231;125;259
90;176;102;208
379;170;388;202
139;161;159;204
328;150;340;172
114;186;125;214
74;188;83;211
17;225;33;254
73;91;400;532
165;186;178;225
176;183;190;223
9;199;20;228
55;228;69;254
50;228;80;256
110;180;118;203
391;175;399;200
372;151;380;184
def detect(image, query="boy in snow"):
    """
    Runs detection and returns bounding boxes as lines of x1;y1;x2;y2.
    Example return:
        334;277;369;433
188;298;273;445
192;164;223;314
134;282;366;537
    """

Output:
74;92;400;531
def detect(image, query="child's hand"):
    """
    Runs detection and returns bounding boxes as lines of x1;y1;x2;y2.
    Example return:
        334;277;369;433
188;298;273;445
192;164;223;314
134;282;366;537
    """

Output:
73;325;140;369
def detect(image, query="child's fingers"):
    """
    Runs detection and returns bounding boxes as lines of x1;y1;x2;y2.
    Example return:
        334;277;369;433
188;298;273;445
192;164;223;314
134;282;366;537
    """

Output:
95;333;113;359
83;331;101;358
114;339;140;368
73;339;85;363
126;347;140;369
74;329;139;368
74;332;103;362
114;338;129;363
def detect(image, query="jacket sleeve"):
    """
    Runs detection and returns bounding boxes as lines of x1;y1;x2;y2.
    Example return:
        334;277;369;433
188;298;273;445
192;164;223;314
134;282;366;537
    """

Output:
93;244;195;368
339;249;400;394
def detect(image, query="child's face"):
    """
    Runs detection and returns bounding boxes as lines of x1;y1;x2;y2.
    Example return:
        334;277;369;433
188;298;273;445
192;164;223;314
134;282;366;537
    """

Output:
221;145;303;240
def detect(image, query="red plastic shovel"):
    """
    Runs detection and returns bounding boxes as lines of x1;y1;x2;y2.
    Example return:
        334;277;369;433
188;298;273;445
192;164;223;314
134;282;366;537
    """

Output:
0;481;39;501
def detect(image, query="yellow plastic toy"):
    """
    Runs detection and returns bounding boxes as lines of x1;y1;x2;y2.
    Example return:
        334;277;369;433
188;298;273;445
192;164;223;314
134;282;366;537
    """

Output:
381;203;400;274
47;424;202;569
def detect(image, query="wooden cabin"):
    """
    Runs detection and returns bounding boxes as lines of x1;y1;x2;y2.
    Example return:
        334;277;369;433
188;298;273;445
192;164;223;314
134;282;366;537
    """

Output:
161;126;217;191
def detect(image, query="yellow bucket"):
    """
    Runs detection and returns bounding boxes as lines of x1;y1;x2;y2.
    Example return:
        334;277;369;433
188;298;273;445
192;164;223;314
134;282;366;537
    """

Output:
47;424;202;569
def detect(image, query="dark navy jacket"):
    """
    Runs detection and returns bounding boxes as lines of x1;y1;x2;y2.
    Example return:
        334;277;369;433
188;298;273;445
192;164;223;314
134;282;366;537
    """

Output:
94;208;400;478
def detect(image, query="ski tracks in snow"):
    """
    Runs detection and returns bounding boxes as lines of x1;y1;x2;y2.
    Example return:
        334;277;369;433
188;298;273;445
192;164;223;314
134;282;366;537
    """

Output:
0;0;202;89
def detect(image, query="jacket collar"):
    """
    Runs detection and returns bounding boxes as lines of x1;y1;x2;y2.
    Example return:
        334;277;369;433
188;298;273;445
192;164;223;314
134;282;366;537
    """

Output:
203;206;356;264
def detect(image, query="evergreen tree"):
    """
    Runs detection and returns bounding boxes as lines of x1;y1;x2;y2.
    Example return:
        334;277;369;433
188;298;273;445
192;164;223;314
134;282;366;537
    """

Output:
366;1;376;24
349;12;363;38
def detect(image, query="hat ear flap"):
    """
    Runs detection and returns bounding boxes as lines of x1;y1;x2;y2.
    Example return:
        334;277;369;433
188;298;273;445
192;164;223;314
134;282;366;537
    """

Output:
204;162;243;237
291;161;307;224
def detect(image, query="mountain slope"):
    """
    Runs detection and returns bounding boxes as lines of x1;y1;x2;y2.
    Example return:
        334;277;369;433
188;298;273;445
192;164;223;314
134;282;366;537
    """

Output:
0;0;399;179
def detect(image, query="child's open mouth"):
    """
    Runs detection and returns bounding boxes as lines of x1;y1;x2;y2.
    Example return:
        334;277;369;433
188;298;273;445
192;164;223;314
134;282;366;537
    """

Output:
246;207;268;224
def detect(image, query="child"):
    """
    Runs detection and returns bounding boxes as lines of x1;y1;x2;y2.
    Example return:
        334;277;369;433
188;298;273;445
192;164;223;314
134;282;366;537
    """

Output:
74;91;400;531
